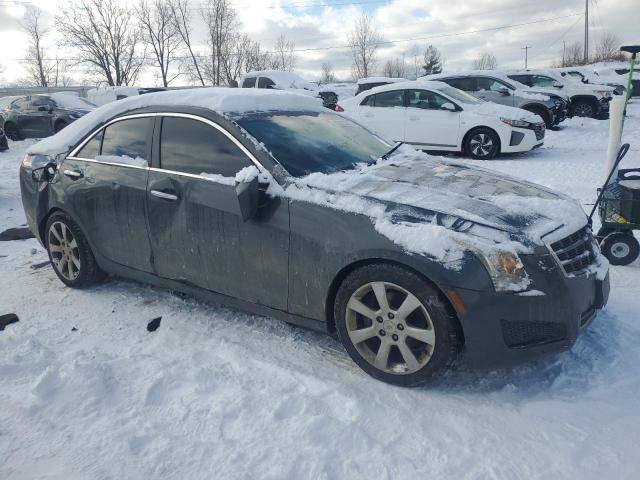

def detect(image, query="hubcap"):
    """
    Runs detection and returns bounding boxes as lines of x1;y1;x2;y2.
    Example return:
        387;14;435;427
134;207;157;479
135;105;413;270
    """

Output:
611;241;630;259
345;281;436;375
575;104;593;117
469;133;493;157
48;221;81;280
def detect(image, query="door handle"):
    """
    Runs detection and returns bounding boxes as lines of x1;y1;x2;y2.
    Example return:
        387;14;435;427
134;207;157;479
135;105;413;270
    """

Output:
64;169;83;179
150;189;179;201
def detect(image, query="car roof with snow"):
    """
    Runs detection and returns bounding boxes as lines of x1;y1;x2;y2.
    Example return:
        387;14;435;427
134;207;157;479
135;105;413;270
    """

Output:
425;70;531;87
28;87;324;157
356;77;407;85
241;70;314;89
355;79;452;96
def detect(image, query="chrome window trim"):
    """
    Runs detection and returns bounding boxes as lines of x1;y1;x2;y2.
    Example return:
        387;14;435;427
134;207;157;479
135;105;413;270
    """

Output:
66;111;267;176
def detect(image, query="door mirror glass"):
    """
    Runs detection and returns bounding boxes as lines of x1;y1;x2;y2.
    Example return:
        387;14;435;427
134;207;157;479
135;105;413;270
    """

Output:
31;162;57;182
441;102;457;111
235;176;259;221
498;86;510;95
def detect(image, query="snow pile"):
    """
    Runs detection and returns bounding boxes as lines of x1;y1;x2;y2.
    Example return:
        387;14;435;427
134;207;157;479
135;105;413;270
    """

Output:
199;172;235;186
95;154;147;168
28;88;324;157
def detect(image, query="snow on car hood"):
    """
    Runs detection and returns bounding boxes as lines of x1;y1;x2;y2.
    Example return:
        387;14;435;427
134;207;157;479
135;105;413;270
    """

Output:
283;147;587;265
467;101;542;122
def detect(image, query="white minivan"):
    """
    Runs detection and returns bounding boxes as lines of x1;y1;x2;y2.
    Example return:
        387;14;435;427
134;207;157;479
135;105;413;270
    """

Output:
337;80;545;160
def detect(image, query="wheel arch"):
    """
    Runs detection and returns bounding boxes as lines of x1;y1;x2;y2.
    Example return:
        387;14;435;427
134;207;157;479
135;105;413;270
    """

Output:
461;125;502;156
324;258;465;347
521;103;550;123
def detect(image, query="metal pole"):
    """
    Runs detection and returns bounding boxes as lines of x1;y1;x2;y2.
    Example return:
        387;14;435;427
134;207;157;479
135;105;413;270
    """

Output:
584;0;589;63
522;46;531;68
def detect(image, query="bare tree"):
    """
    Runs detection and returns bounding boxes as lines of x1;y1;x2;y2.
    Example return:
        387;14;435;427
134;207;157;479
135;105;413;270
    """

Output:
594;32;626;62
137;0;181;87
201;0;238;86
557;42;585;67
471;52;498;70
21;6;53;87
422;45;443;75
320;61;336;83
57;0;145;86
382;57;406;78
169;0;205;86
271;34;295;71
348;13;381;79
243;41;273;73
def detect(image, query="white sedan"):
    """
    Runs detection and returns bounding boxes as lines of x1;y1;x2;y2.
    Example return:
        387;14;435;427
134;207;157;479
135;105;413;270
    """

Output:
337;80;545;159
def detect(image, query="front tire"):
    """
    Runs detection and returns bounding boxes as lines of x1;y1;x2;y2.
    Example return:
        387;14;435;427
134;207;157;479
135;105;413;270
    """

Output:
4;122;21;141
571;99;595;118
334;263;458;386
45;212;105;288
600;232;639;266
464;128;500;160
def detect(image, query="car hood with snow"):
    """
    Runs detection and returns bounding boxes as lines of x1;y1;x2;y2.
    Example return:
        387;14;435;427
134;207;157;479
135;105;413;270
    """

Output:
291;148;586;250
464;101;542;122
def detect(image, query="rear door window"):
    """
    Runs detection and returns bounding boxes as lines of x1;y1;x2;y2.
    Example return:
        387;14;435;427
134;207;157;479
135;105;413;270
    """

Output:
160;117;253;178
531;75;556;87
100;117;152;163
508;74;533;86
407;90;450;109
242;77;256;88
258;77;276;89
443;77;476;91
371;90;405;108
476;77;510;92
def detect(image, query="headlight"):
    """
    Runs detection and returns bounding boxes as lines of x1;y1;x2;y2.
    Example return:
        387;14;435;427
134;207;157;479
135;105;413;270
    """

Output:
500;117;531;128
476;250;530;293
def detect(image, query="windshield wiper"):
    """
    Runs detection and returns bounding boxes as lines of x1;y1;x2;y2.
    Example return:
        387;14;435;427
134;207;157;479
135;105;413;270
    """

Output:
381;141;404;160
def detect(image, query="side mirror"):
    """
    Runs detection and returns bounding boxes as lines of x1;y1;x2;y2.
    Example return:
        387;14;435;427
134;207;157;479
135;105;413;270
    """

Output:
498;86;510;96
235;176;259;221
31;162;57;183
37;106;48;112
441;102;457;112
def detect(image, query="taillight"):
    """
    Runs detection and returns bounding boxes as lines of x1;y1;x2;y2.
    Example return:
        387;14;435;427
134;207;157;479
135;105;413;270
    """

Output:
335;104;344;112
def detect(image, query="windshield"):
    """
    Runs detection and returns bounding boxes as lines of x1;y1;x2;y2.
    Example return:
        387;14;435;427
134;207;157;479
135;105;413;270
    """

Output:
436;85;482;104
236;111;389;177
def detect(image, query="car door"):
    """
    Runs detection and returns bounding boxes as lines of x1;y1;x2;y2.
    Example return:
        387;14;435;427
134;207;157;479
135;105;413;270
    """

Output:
62;115;154;273
404;89;460;148
24;97;56;137
146;114;290;310
474;77;515;106
357;90;406;142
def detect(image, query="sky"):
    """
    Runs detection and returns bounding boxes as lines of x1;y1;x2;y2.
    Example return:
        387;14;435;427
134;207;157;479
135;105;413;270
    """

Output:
0;0;637;86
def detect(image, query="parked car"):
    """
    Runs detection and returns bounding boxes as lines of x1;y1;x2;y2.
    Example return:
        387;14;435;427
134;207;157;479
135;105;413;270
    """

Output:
556;67;627;96
337;80;546;160
355;76;407;95
20;88;609;386
240;70;338;110
87;86;167;106
0;114;7;151
591;64;639;98
427;71;567;128
504;69;615;118
3;93;94;140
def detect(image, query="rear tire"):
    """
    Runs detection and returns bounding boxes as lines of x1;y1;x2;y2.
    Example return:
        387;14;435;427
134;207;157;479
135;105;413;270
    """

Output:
334;263;458;387
45;212;105;288
464;128;500;160
600;232;639;266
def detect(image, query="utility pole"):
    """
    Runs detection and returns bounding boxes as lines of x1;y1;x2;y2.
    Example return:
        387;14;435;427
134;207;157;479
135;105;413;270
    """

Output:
584;0;589;63
522;46;531;68
563;40;566;67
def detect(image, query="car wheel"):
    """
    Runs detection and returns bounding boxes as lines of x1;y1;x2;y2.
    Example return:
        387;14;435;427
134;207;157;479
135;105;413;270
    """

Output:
45;212;105;288
464;128;499;160
334;263;458;386
54;121;69;133
4;122;21;141
600;232;640;266
571;100;595;118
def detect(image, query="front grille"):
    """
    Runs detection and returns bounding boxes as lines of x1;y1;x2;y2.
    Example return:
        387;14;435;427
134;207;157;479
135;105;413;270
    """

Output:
501;320;567;348
549;226;596;276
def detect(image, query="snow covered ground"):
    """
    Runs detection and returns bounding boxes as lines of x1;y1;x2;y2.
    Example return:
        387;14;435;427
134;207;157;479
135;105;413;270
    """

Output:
1;105;640;479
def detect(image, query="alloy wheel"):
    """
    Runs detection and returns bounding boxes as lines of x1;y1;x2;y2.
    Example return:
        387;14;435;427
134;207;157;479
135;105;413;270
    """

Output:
610;241;631;259
574;103;594;117
469;133;493;157
4;123;20;141
345;281;436;375
48;221;81;281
